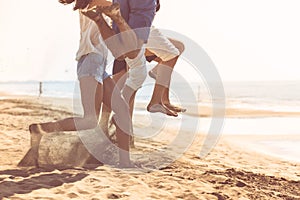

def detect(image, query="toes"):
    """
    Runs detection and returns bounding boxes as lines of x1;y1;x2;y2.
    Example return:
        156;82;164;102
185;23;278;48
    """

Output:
165;104;187;113
147;104;178;117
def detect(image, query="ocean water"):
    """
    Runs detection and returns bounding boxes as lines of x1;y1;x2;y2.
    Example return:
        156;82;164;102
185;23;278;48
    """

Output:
1;80;300;163
0;81;77;98
223;81;300;112
1;80;300;112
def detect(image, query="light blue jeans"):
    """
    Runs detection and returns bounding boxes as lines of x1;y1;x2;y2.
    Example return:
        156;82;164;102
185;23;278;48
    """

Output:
77;52;110;84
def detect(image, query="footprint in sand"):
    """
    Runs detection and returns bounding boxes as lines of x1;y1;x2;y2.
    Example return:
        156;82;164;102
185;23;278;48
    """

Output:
210;192;229;200
236;180;247;187
77;189;90;195
67;192;79;198
107;193;127;199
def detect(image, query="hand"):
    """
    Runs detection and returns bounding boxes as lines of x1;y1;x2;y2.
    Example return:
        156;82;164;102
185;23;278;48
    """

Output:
81;7;100;21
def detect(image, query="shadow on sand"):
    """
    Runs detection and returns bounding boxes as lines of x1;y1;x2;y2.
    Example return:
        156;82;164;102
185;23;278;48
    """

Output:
0;167;89;199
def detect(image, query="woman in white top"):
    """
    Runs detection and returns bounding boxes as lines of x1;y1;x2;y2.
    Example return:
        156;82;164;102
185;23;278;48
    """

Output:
23;0;133;168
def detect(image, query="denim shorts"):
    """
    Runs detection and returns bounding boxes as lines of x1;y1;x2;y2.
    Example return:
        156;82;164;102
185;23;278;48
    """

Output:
77;52;110;84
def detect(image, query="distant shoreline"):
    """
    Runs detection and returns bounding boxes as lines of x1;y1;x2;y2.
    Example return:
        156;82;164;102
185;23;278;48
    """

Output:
1;92;300;118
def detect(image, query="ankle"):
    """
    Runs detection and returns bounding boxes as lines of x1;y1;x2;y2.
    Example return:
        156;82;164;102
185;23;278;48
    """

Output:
29;124;41;134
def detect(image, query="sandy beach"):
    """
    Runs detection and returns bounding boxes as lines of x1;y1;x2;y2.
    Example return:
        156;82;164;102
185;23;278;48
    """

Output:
0;94;299;200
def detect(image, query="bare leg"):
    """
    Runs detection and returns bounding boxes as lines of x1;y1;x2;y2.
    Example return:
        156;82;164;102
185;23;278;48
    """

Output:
99;103;111;138
83;3;147;149
31;77;102;134
162;88;187;113
24;77;103;167
111;69;136;147
147;56;178;117
159;56;187;113
161;38;186;112
114;70;136;147
128;93;136;147
102;76;132;167
147;38;187;114
145;49;161;79
82;3;142;59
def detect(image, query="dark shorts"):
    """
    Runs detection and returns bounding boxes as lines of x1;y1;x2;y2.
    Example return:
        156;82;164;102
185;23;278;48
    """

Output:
112;55;158;75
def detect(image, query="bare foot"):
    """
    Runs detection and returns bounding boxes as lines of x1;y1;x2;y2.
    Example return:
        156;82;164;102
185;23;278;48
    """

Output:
117;161;138;169
147;103;178;117
18;147;39;167
29;124;43;148
18;124;44;167
165;103;187;113
110;116;135;147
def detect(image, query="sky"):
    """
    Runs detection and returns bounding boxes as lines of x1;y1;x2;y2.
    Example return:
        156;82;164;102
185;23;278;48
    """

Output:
0;0;300;82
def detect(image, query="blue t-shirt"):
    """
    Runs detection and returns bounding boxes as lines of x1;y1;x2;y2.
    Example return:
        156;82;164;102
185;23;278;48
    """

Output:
113;0;156;42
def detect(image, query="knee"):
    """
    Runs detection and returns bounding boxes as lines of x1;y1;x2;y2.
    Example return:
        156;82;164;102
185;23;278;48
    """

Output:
125;41;144;59
168;38;185;55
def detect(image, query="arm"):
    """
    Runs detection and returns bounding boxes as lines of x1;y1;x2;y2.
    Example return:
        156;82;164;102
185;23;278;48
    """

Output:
82;3;140;59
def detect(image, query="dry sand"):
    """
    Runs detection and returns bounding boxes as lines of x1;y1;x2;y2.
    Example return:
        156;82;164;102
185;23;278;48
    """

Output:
0;94;299;200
